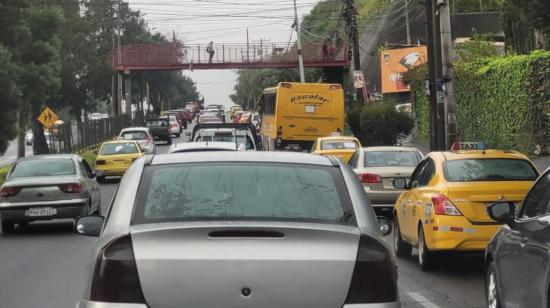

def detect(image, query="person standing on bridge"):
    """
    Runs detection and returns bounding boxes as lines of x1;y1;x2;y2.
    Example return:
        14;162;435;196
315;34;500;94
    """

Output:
207;41;215;64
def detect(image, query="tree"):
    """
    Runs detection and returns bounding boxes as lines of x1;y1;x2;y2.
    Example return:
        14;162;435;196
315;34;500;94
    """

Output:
502;0;550;53
357;103;414;146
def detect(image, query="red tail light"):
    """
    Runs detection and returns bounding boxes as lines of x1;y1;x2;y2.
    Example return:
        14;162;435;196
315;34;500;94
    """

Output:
0;186;21;197
359;173;382;184
344;235;398;304
90;235;146;303
96;160;106;165
58;183;82;193
432;194;462;216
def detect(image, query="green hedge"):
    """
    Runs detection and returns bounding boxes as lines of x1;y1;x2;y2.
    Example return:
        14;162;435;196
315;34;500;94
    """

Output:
455;50;550;153
414;89;429;142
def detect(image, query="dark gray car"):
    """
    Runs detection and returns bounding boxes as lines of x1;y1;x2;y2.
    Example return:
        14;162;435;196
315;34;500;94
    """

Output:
74;152;399;308
485;168;550;308
0;155;101;234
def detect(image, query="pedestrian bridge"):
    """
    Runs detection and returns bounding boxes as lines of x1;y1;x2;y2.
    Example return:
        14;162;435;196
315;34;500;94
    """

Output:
110;42;349;71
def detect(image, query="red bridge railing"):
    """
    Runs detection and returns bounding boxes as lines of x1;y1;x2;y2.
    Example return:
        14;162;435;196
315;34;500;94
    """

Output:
110;42;349;71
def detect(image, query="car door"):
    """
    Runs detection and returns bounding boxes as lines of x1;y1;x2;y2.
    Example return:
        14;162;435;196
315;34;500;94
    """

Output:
399;159;429;241
411;158;437;244
497;171;550;307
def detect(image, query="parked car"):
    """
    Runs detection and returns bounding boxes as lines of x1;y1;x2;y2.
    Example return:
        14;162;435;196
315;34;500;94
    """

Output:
74;151;398;308
89;113;102;121
169;142;241;153
312;136;362;163
485;168;550;308
0;155;101;233
95;140;144;183
118;127;156;154
393;143;538;270
349;146;423;214
144;117;171;145
25;131;33;145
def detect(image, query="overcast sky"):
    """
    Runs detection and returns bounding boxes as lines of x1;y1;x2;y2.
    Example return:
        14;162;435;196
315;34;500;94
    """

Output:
127;0;321;106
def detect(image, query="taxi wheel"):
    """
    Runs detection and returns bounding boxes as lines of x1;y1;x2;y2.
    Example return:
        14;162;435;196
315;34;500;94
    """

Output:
1;221;15;234
96;176;105;184
486;261;502;308
418;225;436;271
394;216;412;258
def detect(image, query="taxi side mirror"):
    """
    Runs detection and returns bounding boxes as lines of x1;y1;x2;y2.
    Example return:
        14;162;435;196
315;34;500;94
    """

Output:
392;178;409;190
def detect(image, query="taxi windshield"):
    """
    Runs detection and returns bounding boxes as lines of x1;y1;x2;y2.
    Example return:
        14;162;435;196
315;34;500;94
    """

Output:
100;143;139;155
321;140;358;150
444;159;538;182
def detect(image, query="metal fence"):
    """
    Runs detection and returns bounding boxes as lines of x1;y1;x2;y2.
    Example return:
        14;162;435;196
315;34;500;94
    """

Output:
48;115;130;154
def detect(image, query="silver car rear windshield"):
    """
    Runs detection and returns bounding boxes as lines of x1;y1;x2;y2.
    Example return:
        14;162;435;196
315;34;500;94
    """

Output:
365;151;421;167
9;159;75;178
133;163;355;226
444;159;538;182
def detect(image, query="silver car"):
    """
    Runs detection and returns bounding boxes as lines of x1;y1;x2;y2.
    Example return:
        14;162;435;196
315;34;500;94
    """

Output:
349;146;424;213
118;127;156;154
74;152;399;308
0;155;101;234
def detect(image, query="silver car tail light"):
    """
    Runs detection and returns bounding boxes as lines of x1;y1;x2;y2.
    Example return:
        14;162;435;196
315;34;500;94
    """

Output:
58;183;82;193
90;234;146;303
0;186;21;197
344;235;398;304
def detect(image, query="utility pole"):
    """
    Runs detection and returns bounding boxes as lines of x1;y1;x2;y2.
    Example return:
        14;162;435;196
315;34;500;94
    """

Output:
438;0;458;148
405;0;411;45
432;0;445;150
345;0;364;103
117;0;123;116
292;0;305;83
425;0;438;151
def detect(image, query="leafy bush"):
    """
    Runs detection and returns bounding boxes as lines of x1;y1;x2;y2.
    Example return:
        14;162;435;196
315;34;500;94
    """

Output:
455;50;550;153
356;103;414;146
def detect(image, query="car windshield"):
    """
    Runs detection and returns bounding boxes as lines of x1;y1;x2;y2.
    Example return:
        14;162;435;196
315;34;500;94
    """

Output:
145;120;168;127
100;143;139;155
321;140;358;150
134;163;352;225
10;159;75;178
365;151;421;167
444;159;538;182
121;131;148;140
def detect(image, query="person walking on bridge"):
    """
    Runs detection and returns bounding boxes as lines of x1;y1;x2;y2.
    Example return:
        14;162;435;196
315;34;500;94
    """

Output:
207;41;215;63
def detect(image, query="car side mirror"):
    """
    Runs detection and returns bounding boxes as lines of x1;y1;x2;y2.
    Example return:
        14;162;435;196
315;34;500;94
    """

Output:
74;215;105;237
487;201;516;225
377;216;392;236
392;178;408;190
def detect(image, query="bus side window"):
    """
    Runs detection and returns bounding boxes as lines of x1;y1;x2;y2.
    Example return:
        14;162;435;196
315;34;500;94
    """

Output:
263;93;276;115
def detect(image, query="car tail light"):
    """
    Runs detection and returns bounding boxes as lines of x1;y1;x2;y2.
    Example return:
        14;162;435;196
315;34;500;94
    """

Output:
344;235;398;304
96;160;106;165
432;194;462;216
0;186;21;197
359;173;382;184
58;183;82;193
90;235;146;303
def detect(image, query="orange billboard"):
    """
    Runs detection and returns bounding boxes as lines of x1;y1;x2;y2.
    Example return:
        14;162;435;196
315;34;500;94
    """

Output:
380;46;427;93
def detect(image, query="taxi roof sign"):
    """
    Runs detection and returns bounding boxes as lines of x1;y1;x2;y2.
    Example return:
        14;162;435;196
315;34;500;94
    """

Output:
37;107;58;129
451;142;485;151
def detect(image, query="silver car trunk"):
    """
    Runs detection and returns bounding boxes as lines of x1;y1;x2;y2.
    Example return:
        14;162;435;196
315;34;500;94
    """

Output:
130;222;360;308
3;176;80;202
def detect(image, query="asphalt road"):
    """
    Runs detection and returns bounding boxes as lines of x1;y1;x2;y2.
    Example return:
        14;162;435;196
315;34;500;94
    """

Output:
1;125;549;308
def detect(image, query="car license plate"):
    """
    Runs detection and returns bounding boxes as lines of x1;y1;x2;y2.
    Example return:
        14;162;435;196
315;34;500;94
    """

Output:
25;207;57;217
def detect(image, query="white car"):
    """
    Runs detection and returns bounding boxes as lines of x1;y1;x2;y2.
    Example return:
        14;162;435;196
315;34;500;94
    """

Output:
25;132;33;145
89;113;102;121
118;127;156;154
193;128;257;150
168;142;242;153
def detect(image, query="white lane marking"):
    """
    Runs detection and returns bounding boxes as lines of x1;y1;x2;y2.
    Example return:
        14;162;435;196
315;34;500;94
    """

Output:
407;292;441;308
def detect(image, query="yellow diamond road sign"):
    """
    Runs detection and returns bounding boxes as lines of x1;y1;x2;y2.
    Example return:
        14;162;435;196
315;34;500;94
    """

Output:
37;107;58;129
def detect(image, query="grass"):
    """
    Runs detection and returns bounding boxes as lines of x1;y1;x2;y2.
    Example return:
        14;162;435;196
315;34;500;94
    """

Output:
79;146;100;169
0;165;10;186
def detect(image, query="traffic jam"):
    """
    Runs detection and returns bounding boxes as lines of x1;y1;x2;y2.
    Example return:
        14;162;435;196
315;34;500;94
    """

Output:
0;82;546;308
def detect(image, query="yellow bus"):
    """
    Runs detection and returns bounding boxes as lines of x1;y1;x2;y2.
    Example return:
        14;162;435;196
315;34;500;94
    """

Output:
259;82;344;151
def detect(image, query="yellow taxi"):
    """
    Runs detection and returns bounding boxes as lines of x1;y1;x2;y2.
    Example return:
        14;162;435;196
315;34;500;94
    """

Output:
95;140;144;183
392;142;539;270
311;136;362;163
